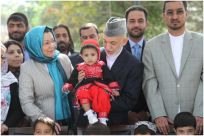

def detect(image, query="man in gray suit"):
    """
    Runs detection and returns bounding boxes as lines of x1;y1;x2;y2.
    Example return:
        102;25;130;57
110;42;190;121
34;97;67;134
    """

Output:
142;1;203;135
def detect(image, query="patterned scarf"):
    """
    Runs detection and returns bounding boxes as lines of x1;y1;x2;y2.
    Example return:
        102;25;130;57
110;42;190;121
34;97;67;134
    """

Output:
1;71;17;123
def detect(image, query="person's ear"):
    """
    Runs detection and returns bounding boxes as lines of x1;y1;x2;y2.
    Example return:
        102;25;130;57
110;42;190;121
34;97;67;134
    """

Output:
162;12;166;23
185;10;189;20
80;38;83;44
97;34;100;41
26;25;30;32
122;37;128;46
146;20;148;28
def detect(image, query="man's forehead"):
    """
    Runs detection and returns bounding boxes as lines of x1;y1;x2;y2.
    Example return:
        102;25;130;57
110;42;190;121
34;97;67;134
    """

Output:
81;27;97;34
165;2;185;10
55;29;68;35
103;35;122;40
8;20;25;25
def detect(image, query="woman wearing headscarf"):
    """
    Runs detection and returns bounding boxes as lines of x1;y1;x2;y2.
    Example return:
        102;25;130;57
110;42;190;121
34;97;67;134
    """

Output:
1;43;18;134
1;40;26;134
19;26;73;134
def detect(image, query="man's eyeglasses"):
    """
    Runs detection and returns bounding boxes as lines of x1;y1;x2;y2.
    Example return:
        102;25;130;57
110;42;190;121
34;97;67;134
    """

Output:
166;9;185;16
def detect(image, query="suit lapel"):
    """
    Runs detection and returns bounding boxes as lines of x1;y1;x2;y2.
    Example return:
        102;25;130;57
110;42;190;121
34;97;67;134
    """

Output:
179;31;193;77
110;48;126;72
161;33;177;78
141;40;146;61
101;48;126;73
124;41;132;53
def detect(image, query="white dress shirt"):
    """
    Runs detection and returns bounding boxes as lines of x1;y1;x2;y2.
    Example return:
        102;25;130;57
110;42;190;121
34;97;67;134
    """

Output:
106;47;123;70
169;32;185;113
169;32;185;77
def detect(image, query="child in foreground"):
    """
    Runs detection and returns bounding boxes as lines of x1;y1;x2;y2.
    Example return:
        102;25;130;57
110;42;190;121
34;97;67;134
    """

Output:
174;112;196;135
63;39;120;125
33;116;55;135
134;121;156;135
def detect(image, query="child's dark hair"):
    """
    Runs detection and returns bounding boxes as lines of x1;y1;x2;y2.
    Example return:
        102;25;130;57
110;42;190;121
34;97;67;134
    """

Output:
134;124;156;135
174;112;196;129
80;44;98;55
33;116;55;133
134;121;156;135
84;122;111;135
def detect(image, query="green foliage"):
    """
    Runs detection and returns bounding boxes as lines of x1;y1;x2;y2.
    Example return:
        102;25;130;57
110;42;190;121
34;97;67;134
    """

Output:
1;1;203;49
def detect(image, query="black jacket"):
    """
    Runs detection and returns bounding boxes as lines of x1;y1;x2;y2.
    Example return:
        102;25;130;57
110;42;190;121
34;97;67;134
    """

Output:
100;48;143;124
4;82;25;127
124;41;149;112
69;53;83;67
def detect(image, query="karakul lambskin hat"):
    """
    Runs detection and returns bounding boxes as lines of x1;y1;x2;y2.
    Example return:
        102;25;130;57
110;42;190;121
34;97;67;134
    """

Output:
104;17;127;37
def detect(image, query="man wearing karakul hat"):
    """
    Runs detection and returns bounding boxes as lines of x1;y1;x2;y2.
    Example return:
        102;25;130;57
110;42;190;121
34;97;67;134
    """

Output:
100;17;144;125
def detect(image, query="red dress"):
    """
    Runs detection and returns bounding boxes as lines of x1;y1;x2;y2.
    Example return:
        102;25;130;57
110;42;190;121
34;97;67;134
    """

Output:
65;61;119;117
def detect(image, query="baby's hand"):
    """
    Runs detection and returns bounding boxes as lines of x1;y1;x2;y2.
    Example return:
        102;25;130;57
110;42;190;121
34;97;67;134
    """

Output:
78;70;85;82
112;89;120;96
62;83;72;93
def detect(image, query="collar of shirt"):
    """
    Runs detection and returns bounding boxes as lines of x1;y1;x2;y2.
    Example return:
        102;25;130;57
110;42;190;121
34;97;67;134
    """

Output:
168;31;185;38
128;37;144;48
106;47;123;69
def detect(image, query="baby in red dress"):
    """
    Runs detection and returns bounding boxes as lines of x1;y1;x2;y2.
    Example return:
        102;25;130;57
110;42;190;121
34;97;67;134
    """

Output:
63;39;120;125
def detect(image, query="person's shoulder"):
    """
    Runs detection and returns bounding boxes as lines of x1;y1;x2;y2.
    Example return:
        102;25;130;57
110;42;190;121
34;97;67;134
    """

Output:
71;51;79;56
58;53;69;60
147;32;167;44
145;32;167;50
58;53;73;68
21;59;34;68
69;52;80;58
187;30;203;38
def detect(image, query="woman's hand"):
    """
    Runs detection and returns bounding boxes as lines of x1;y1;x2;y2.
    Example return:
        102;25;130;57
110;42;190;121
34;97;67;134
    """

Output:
1;124;8;134
54;122;61;134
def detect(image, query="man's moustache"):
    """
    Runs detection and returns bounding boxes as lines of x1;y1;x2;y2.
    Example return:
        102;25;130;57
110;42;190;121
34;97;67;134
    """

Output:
11;32;21;35
58;41;66;44
132;27;141;31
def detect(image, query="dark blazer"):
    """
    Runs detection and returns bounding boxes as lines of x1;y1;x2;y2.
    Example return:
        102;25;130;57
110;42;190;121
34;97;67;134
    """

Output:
124;40;148;112
4;83;25;127
69;53;83;67
101;48;143;124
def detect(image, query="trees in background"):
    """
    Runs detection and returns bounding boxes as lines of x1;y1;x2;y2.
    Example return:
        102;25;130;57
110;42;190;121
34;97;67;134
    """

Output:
1;1;203;49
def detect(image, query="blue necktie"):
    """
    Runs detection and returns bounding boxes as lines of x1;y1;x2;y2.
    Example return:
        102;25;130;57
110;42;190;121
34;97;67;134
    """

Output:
132;44;141;61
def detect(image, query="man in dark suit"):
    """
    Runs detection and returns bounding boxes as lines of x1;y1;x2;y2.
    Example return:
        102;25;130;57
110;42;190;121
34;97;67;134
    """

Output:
77;17;143;127
101;17;143;125
69;23;100;66
124;5;150;124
